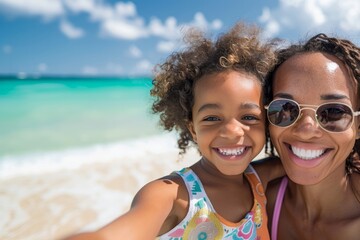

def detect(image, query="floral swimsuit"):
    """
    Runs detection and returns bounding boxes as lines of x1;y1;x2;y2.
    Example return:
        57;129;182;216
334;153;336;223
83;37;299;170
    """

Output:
156;164;270;240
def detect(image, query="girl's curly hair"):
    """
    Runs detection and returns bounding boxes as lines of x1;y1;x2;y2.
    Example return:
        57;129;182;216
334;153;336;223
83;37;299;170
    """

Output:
151;21;277;155
264;33;360;175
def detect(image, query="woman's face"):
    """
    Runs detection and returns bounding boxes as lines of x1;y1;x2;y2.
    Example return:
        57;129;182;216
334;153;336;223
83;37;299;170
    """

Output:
269;52;360;185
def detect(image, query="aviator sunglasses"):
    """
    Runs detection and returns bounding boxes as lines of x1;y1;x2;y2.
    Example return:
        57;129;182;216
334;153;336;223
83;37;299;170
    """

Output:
265;98;360;133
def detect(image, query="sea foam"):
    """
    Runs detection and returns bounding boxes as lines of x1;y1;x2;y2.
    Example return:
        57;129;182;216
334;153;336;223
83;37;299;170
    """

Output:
0;132;182;179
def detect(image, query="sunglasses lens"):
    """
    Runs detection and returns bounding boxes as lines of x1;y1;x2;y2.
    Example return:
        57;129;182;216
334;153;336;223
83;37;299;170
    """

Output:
267;100;299;127
317;104;353;132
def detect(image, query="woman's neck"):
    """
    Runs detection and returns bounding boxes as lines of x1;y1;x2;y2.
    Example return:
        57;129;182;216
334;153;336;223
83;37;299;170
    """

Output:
286;167;357;221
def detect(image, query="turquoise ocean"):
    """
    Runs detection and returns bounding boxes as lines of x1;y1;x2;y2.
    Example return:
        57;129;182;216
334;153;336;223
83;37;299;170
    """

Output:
0;77;166;178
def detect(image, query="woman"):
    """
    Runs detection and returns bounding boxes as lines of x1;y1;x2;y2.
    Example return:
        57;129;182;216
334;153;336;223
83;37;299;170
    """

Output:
264;34;360;239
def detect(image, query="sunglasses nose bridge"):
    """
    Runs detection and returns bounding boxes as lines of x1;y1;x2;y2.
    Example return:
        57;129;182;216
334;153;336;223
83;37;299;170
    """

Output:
298;106;317;117
291;107;326;139
296;106;319;125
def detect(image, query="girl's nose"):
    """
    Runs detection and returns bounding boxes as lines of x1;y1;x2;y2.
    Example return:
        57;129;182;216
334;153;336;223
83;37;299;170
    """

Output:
220;119;249;139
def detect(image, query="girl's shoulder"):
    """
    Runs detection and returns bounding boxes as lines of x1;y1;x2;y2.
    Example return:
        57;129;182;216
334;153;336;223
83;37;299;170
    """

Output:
135;170;188;204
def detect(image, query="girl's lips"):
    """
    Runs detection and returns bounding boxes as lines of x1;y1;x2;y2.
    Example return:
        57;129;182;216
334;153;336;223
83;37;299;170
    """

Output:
217;146;246;156
214;146;249;160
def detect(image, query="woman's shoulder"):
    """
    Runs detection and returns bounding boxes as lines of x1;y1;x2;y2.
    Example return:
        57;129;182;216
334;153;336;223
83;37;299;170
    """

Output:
251;155;285;189
350;172;360;204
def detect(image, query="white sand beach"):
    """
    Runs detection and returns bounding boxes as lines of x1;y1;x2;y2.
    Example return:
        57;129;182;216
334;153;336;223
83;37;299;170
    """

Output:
1;132;267;240
0;133;201;240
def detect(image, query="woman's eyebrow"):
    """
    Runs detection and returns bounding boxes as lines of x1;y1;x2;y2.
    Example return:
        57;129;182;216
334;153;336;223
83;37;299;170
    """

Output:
273;93;293;99
320;93;350;101
273;93;349;101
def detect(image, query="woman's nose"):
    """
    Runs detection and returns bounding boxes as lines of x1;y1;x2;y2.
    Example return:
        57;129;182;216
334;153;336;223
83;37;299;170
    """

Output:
292;111;322;138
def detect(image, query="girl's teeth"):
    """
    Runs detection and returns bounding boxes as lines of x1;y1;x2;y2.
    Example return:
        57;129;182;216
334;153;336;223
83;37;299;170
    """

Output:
291;146;325;160
218;147;245;156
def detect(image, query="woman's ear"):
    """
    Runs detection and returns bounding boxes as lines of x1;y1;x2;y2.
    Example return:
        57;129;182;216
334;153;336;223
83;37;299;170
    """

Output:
187;121;197;143
355;117;360;139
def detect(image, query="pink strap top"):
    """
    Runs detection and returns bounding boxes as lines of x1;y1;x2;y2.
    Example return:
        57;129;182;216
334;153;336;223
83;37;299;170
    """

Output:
271;176;288;240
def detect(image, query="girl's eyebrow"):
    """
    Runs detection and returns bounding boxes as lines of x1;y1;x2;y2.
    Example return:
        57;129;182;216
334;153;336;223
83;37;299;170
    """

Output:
241;102;261;109
197;102;260;113
197;103;219;113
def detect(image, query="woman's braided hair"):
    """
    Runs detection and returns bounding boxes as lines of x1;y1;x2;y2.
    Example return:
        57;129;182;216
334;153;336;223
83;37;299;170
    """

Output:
151;21;277;155
264;33;360;174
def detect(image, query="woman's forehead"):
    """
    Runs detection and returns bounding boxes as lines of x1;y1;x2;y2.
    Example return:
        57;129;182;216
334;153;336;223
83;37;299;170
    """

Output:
273;52;358;104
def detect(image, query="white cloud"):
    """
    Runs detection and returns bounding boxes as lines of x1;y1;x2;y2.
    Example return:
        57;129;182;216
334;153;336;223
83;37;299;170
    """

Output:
129;45;142;58
157;40;176;53
190;12;223;31
100;18;147;40
60;20;84;39
149;13;222;41
63;0;96;13
114;1;136;17
137;59;153;73
150;12;222;54
106;62;124;75
0;0;63;19
259;0;360;38
0;1;223;42
211;19;223;30
2;45;12;54
149;17;180;40
259;8;281;37
63;1;148;40
82;66;98;75
38;63;48;72
192;12;210;30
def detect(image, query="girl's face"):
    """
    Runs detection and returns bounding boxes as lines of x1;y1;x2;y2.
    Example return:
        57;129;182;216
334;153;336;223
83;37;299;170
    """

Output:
189;70;265;175
269;52;360;185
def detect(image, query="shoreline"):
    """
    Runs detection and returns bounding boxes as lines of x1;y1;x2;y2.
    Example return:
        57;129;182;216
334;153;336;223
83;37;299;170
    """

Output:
0;133;176;179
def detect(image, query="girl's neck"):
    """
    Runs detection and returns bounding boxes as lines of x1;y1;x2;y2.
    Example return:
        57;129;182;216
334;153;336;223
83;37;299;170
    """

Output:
192;157;246;184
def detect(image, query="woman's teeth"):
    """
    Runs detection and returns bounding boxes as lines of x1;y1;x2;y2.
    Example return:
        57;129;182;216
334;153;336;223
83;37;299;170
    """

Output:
291;146;325;160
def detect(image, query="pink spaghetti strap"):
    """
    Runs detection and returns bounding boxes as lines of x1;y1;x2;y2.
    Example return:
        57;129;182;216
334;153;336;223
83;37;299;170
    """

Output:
271;177;288;240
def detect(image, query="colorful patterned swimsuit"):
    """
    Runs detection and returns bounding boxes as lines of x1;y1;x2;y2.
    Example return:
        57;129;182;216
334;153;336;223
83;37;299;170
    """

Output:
156;164;270;240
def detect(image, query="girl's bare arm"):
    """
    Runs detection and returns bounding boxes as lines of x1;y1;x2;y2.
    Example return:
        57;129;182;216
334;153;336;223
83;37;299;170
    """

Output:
64;177;181;240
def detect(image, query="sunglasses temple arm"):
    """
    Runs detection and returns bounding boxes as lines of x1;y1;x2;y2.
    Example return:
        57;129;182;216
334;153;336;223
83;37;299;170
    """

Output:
354;111;360;117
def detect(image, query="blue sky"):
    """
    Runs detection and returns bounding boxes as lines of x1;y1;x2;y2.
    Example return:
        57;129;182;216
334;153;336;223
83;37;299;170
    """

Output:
0;0;359;77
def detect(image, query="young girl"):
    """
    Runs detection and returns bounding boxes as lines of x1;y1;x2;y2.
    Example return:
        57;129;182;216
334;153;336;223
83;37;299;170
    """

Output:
264;34;360;239
66;22;283;240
